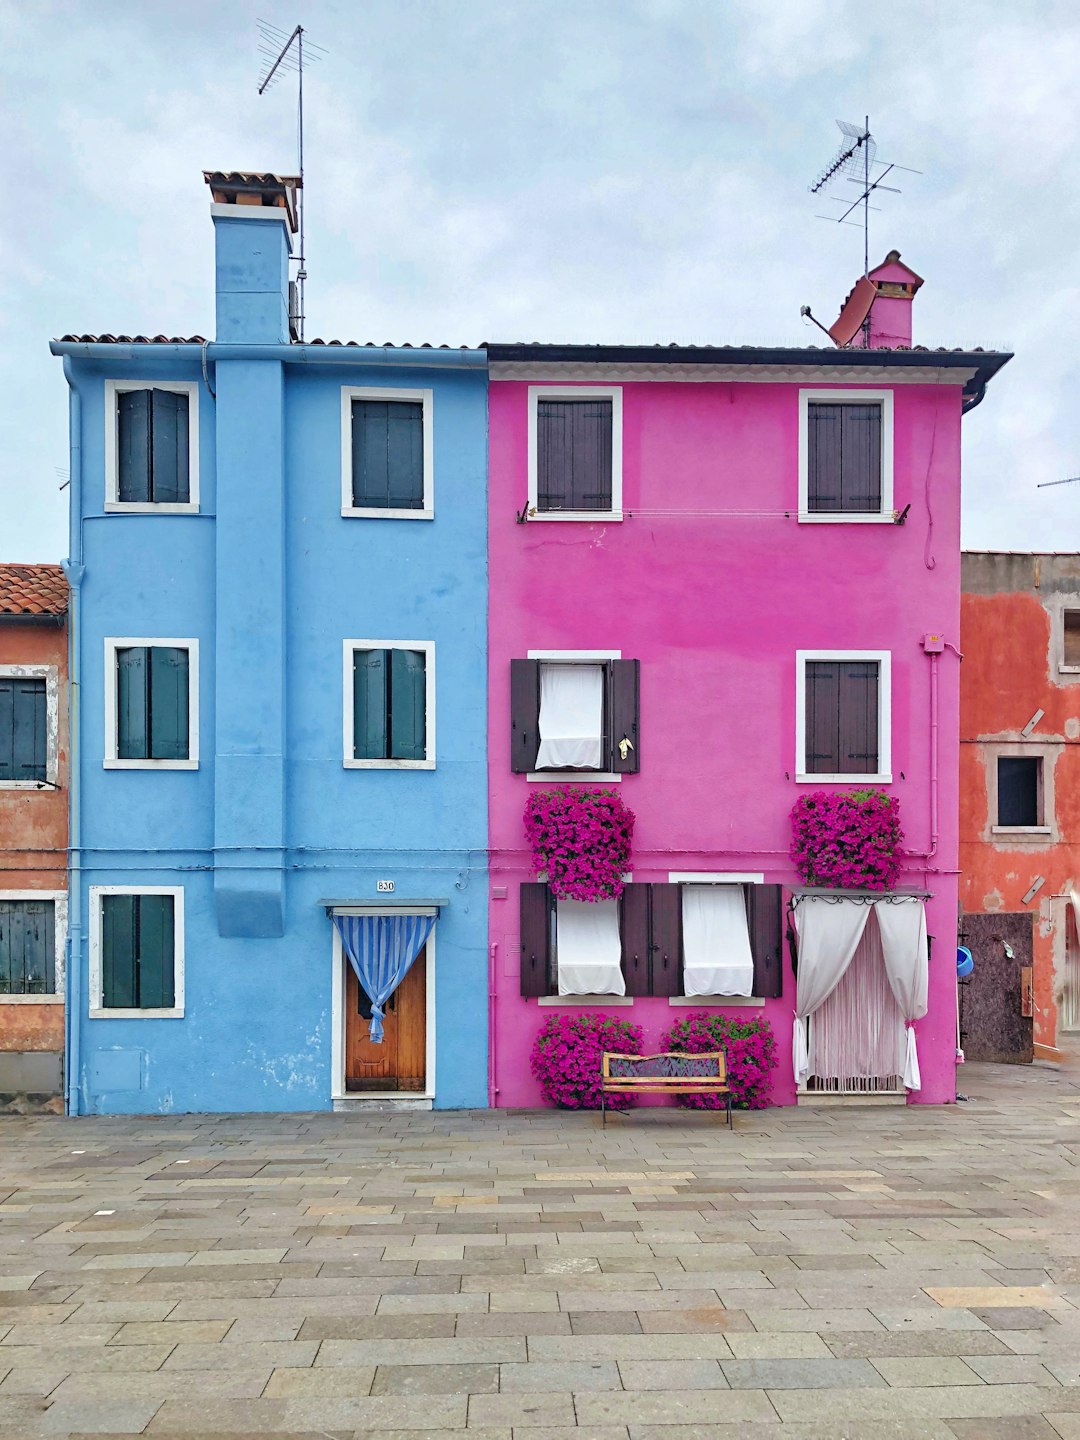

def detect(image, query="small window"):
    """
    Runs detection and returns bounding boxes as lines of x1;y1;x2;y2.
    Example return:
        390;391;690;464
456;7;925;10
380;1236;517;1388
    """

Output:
799;652;890;781
116;647;190;761
807;402;882;513
105;382;198;511
510;657;639;775
0;899;56;996
98;892;177;1011
537;399;613;513
997;756;1042;827
1064;611;1080;669
345;642;434;769
341;388;432;518
0;677;47;783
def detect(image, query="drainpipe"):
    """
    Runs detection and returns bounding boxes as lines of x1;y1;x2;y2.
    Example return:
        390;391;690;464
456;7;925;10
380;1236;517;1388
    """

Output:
927;649;939;863
60;358;85;1117
488;943;499;1107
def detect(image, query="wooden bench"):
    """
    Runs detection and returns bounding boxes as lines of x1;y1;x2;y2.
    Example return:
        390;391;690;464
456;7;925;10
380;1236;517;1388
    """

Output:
600;1051;732;1127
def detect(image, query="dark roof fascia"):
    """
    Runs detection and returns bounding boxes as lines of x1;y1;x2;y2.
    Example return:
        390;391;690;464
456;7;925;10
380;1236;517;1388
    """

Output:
0;612;66;627
484;344;1012;398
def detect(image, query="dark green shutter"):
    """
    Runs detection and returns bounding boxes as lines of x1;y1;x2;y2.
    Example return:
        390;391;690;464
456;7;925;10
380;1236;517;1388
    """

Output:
0;900;54;996
116;648;149;760
390;649;426;760
102;894;137;1007
0;678;47;782
150;391;190;504
117;390;152;502
353;649;388;759
352;400;424;509
136;895;175;1008
149;647;190;760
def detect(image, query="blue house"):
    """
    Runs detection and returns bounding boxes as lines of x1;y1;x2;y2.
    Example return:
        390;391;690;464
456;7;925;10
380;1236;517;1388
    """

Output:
51;171;489;1114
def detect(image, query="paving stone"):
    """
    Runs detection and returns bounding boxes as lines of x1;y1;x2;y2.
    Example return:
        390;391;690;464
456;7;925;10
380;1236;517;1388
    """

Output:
315;1336;526;1366
617;1359;729;1390
964;1354;1064;1384
870;1356;983;1386
569;1310;643;1335
369;1361;500;1394
48;1367;274;1401
575;1389;776;1424
0;1365;69;1396
826;1330;1011;1358
722;1356;886;1389
112;1319;233;1344
948;1420;1066;1439
529;1333;733;1361
162;1340;318;1370
466;1391;577;1426
725;1333;833;1359
976;1308;1063;1330
636;1307;751;1334
263;1364;376;1395
456;1311;571;1337
146;1393;469;1430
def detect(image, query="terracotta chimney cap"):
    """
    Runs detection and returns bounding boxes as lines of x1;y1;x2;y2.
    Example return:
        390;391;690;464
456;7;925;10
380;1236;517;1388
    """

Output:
203;170;300;233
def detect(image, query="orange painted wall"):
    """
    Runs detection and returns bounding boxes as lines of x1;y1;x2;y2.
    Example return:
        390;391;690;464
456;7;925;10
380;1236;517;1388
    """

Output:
0;619;67;1054
960;555;1080;1053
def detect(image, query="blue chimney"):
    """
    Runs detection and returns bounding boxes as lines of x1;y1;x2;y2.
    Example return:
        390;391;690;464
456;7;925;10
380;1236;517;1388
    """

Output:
204;171;298;344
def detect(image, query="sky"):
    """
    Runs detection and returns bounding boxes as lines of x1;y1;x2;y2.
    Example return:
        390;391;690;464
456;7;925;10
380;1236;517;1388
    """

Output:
2;0;1079;560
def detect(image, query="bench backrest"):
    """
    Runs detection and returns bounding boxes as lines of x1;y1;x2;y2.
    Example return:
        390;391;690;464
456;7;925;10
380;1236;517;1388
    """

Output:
603;1050;726;1082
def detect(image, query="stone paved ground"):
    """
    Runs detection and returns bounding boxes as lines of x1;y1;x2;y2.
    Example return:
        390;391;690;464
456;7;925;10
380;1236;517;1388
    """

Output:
0;1061;1078;1439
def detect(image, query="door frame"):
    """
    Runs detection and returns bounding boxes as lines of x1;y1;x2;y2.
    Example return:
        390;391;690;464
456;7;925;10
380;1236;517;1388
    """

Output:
330;906;437;1102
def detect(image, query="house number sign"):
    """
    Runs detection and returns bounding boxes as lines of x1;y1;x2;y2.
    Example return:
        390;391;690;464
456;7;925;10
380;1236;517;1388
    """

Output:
376;880;395;893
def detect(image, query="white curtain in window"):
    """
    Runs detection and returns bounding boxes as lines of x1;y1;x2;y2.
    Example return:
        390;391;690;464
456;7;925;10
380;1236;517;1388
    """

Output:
874;898;929;1090
682;885;754;996
792;896;871;1085
536;663;604;770
810;915;906;1083
556;897;624;996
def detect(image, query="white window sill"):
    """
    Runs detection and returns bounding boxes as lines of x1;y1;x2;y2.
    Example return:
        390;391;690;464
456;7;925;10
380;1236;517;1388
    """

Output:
529;512;623;523
0;781;56;791
669;995;765;1008
104;759;198;771
344;758;435;770
0;994;62;1006
104;502;199;515
1060;665;1080;675
528;772;621;783
796;773;891;785
89;1008;184;1020
797;512;895;525
332;1091;435;1102
991;825;1052;837
538;995;634;1006
341;508;434;521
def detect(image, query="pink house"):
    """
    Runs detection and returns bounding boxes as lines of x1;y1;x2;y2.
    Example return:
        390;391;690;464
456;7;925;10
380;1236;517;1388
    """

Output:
486;253;1011;1109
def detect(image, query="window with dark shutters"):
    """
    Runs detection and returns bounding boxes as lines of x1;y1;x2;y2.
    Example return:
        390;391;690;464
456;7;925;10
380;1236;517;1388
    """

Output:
0;677;47;782
101;893;175;1009
116;647;190;761
997;756;1041;827
805;660;879;775
509;658;640;773
0;900;55;996
353;648;427;761
117;389;190;504
351;400;425;510
536;399;613;512
807;402;882;513
748;885;784;998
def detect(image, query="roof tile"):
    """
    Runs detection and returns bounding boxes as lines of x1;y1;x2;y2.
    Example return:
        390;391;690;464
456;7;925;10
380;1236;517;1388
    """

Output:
0;564;69;618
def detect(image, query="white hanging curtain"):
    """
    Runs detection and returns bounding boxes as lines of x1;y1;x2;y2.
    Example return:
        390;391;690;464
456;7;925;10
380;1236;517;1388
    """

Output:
536;663;603;771
556;897;624;996
874;898;929;1090
792;896;871;1085
810;914;906;1084
682;885;754;997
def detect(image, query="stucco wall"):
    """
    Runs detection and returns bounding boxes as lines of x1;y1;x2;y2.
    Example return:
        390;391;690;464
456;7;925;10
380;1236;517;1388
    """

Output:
489;377;965;1107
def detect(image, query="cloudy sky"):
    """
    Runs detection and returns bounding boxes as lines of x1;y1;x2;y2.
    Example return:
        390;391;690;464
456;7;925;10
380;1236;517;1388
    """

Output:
3;0;1078;560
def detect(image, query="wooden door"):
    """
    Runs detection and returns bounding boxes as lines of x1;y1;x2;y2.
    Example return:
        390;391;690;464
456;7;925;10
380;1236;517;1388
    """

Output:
344;948;427;1091
958;912;1034;1063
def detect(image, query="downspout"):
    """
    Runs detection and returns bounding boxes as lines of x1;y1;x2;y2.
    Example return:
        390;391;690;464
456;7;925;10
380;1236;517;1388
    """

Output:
60;358;85;1117
488;943;498;1107
927;650;939;864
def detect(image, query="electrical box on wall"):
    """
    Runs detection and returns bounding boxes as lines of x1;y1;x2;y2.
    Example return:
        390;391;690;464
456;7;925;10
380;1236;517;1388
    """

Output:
922;634;945;654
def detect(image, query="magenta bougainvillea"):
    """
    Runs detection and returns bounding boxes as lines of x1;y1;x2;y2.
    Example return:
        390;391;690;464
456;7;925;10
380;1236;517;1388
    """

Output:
530;1013;644;1109
524;788;635;902
789;788;903;892
660;1013;778;1110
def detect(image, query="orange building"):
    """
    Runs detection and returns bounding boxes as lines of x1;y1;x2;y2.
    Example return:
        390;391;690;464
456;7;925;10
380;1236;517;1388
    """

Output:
0;564;68;1111
960;552;1080;1063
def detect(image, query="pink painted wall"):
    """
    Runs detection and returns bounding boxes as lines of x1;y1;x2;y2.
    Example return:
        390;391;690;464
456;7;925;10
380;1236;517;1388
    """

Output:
488;376;964;1108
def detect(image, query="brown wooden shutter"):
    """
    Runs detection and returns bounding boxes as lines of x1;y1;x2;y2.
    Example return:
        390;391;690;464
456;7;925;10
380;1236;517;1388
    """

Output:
520;883;552;997
609;660;640;773
510;660;540;773
620;883;651;996
840;403;882;512
748;884;784;998
837;661;879;774
805;661;840;774
649;883;682;997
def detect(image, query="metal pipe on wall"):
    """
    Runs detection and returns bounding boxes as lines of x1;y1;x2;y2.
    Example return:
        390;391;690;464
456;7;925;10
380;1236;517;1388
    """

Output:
60;358;85;1116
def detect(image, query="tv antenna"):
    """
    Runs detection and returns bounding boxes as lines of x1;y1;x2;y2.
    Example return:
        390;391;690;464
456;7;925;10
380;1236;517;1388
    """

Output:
1037;476;1080;488
810;117;920;277
258;20;327;341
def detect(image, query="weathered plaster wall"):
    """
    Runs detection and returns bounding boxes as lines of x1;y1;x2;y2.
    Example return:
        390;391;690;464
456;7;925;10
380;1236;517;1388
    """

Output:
959;552;1080;1054
489;377;965;1108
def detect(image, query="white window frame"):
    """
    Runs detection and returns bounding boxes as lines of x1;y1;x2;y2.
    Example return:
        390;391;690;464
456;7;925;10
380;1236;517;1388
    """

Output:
797;389;894;524
527;386;623;522
340;386;434;520
103;638;199;771
666;872;765;1008
526;648;622;782
343;639;436;770
795;649;892;784
88;884;185;1019
104;380;200;515
0;891;67;1004
0;665;60;790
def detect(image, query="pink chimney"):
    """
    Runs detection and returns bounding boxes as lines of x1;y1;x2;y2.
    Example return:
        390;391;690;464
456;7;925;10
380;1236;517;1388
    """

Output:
829;250;924;350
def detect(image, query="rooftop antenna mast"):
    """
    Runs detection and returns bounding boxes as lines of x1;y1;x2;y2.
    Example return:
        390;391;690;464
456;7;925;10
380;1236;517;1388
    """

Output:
258;20;326;341
809;117;920;278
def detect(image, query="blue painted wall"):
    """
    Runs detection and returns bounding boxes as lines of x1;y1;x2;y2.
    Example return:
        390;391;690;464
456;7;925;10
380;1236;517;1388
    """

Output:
56;195;488;1114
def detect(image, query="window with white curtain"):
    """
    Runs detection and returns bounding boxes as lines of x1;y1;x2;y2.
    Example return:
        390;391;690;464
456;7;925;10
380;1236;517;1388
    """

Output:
681;885;754;997
536;663;604;771
555;897;624;996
